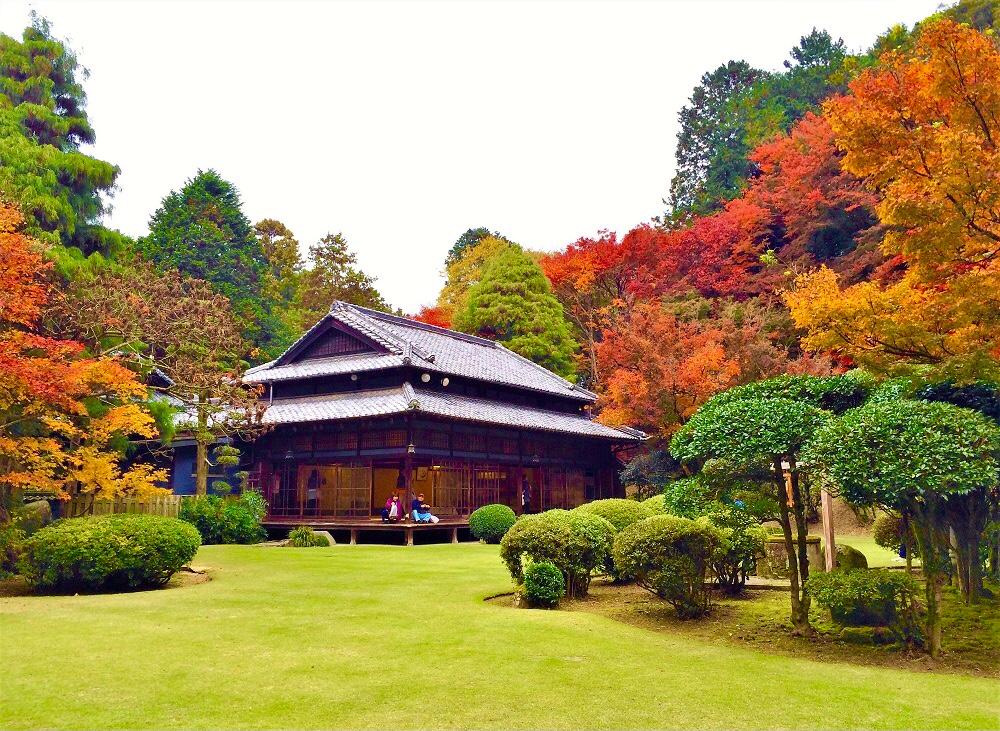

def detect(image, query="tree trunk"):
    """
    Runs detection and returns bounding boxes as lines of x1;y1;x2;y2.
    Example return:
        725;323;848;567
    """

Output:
195;437;209;496
195;395;210;496
788;463;812;626
911;498;944;658
774;459;809;633
946;489;987;604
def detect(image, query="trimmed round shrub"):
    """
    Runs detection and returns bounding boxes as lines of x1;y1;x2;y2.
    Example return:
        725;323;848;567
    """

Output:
574;498;653;532
287;526;329;547
807;569;922;641
522;561;564;608
179;493;265;545
469;503;517;544
574;499;654;580
612;514;723;618
19;514;201;592
499;509;614;598
640;494;668;515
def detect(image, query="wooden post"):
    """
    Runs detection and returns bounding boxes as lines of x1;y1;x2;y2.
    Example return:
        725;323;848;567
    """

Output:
405;527;414;547
820;486;836;572
350;529;358;546
450;526;459;544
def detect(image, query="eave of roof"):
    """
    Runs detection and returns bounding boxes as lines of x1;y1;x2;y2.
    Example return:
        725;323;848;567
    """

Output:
260;384;644;441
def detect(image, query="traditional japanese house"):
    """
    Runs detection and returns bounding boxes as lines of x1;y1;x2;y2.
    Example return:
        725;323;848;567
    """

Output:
243;301;644;527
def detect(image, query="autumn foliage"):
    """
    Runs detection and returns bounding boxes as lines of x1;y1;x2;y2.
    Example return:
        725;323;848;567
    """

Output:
788;19;1000;379
0;201;165;520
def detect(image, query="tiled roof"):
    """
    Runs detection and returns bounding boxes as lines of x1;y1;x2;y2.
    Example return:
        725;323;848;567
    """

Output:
245;301;596;403
261;384;643;441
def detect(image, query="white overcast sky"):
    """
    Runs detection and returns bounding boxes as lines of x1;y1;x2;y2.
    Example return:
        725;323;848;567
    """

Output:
2;0;941;313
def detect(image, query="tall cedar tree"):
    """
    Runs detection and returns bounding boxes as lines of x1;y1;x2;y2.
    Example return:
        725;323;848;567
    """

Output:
667;60;763;220
454;245;578;379
430;234;516;328
0;15;124;259
297;232;389;327
138;170;285;359
0;201;166;522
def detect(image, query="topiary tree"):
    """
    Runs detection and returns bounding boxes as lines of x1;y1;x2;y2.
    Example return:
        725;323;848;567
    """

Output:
671;381;831;633
612;514;723;618
661;477;716;519
469;504;517;544
804;399;1000;656
499;509;614;598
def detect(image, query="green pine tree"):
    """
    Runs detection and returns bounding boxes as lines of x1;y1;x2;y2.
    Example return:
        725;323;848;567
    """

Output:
454;246;578;379
0;14;125;262
138;169;287;359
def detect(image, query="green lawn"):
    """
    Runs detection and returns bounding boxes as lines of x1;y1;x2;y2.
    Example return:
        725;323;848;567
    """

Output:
835;534;910;568
2;544;997;730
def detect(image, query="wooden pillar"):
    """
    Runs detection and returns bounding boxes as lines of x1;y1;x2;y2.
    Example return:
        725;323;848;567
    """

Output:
350;529;358;546
821;486;836;572
405;527;414;547
450;526;459;544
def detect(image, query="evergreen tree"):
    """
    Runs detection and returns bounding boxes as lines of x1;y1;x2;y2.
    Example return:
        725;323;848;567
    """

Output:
0;14;124;260
666;60;763;221
138;170;283;358
445;226;512;267
454;246;578;379
298;233;390;326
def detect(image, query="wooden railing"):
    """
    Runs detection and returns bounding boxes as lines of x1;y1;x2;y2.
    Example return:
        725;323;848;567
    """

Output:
61;494;185;519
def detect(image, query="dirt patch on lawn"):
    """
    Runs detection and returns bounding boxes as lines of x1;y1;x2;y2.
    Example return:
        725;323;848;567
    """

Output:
0;565;212;598
488;579;1000;679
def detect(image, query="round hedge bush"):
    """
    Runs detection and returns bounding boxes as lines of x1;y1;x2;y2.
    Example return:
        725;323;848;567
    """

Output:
574;498;653;532
640;494;668;515
19;514;201;592
612;514;722;618
523;561;564;608
499;509;614;598
469;503;517;544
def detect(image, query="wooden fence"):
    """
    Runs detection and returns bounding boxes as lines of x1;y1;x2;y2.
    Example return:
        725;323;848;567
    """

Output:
61;494;185;519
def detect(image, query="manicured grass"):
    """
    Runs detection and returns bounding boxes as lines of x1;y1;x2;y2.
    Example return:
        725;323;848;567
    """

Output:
2;544;998;730
836;534;909;569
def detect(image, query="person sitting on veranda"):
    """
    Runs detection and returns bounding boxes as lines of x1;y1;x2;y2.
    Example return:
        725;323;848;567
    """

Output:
410;493;439;524
382;493;404;523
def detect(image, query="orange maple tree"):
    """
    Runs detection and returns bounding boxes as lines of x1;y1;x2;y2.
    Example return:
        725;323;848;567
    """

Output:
0;201;166;522
788;19;1000;379
594;302;743;440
